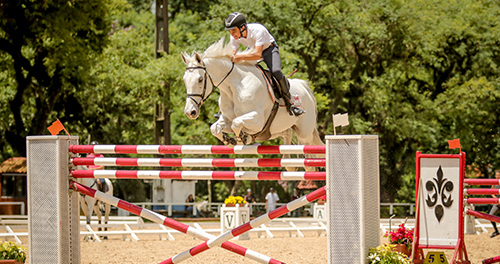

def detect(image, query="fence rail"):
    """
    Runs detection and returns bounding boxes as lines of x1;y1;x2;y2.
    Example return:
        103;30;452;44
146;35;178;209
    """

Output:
2;216;495;245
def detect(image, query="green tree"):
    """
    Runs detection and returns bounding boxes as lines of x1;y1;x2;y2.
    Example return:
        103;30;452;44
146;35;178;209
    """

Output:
0;0;111;156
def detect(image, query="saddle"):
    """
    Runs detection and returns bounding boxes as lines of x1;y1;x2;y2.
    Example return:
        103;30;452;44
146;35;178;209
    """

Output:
96;179;109;193
245;65;284;142
255;64;283;103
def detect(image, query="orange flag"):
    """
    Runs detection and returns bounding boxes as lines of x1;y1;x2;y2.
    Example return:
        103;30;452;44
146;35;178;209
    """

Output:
448;139;461;151
47;119;70;136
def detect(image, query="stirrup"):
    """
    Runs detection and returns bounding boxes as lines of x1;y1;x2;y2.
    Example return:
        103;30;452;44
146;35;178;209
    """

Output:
291;106;304;116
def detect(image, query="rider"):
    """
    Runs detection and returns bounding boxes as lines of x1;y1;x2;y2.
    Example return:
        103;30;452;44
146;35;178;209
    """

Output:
224;12;304;116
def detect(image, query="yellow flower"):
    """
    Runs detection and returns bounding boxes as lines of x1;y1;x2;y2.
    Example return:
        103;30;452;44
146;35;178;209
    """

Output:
224;196;247;204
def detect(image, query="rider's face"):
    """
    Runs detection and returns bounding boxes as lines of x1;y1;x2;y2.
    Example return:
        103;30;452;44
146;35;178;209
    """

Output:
229;27;241;39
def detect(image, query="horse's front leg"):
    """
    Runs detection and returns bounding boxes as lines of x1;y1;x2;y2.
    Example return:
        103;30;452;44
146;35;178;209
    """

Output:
94;202;102;234
85;197;95;241
103;203;111;240
231;111;264;144
210;115;236;146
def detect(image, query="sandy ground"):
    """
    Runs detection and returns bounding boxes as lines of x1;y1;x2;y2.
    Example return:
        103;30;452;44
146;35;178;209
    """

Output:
77;231;498;264
14;224;499;263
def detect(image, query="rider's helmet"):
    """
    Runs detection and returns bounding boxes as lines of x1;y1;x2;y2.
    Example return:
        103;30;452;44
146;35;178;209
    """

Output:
225;12;247;33
91;141;99;145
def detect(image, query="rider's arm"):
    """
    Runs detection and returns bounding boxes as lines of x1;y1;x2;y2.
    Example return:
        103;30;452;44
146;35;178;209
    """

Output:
231;45;263;63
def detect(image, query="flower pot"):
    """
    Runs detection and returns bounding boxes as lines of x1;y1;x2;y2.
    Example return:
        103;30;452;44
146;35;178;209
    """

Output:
391;244;411;257
0;260;24;264
225;203;236;207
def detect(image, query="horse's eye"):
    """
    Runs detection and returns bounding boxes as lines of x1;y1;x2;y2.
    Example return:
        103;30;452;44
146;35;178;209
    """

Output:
198;77;203;83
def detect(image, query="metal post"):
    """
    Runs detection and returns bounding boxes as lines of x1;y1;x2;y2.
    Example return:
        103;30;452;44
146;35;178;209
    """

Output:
27;136;80;264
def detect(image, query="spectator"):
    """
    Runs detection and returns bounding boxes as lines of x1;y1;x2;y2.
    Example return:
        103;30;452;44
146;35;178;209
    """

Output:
265;187;279;213
244;188;256;204
185;194;198;218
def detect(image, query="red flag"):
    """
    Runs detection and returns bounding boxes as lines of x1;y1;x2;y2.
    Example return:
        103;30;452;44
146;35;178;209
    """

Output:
448;139;461;150
47;119;70;136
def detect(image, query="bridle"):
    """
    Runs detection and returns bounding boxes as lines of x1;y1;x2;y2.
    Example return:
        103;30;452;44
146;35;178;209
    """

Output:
185;61;235;107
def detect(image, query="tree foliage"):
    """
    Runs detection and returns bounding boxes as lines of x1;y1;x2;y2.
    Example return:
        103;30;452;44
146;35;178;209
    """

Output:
1;0;500;203
0;0;111;158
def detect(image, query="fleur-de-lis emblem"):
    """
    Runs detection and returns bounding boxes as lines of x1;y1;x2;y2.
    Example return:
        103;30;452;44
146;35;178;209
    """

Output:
425;165;454;222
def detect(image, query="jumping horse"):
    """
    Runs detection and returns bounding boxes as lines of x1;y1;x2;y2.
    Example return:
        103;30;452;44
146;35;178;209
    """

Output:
181;38;324;154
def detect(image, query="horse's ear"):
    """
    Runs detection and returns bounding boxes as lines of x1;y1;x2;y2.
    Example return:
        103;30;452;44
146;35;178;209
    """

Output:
181;52;188;65
195;52;202;64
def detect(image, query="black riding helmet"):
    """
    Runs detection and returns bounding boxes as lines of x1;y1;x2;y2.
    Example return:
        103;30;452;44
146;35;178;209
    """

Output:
225;12;247;35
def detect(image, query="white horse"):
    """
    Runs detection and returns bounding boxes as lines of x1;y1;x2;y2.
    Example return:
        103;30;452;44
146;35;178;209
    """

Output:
181;38;324;151
76;171;113;241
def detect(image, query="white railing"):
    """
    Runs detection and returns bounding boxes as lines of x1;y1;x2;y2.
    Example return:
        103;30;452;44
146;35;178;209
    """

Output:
1;215;495;245
380;202;415;216
131;202;314;217
0;202;25;215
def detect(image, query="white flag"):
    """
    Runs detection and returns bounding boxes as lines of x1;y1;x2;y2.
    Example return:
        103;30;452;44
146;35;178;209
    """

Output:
333;113;349;127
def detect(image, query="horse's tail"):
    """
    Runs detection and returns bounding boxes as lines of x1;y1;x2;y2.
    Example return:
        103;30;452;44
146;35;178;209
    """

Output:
292;79;325;146
293;79;318;116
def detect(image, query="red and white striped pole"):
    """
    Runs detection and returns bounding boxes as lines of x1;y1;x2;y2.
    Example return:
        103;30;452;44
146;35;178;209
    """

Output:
71;157;326;168
160;186;326;264
464;198;500;204
465;209;500;224
70;169;326;181
464;179;500;186
483;255;500;264
69;144;326;155
70;181;284;264
464;188;500;196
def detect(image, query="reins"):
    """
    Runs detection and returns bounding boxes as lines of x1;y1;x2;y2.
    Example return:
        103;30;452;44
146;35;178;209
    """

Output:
185;61;235;107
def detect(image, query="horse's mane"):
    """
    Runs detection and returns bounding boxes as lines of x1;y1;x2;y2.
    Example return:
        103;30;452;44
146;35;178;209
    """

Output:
182;38;260;66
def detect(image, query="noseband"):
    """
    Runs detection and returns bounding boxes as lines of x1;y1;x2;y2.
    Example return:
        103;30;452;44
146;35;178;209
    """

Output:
185;61;235;107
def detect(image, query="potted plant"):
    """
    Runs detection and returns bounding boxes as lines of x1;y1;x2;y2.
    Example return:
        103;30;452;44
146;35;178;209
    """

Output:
384;223;414;257
367;244;411;264
0;241;26;264
224;196;247;207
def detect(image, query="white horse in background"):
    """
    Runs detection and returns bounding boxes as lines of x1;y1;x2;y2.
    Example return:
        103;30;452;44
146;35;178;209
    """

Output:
76;168;113;241
181;38;324;151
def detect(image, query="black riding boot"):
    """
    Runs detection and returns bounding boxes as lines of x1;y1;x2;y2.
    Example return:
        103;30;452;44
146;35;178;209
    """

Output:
278;78;304;116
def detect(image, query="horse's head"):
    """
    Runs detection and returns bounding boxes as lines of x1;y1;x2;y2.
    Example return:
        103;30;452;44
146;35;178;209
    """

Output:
181;52;214;119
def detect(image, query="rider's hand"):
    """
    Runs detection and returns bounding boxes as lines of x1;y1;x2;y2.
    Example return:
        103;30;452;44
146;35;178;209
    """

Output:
231;55;242;63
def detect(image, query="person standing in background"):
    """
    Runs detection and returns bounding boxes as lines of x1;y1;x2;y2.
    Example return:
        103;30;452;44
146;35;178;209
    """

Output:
265;187;279;213
244;188;256;204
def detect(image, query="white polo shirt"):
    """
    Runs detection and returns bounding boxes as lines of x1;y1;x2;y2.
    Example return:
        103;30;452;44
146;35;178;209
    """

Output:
229;23;275;50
